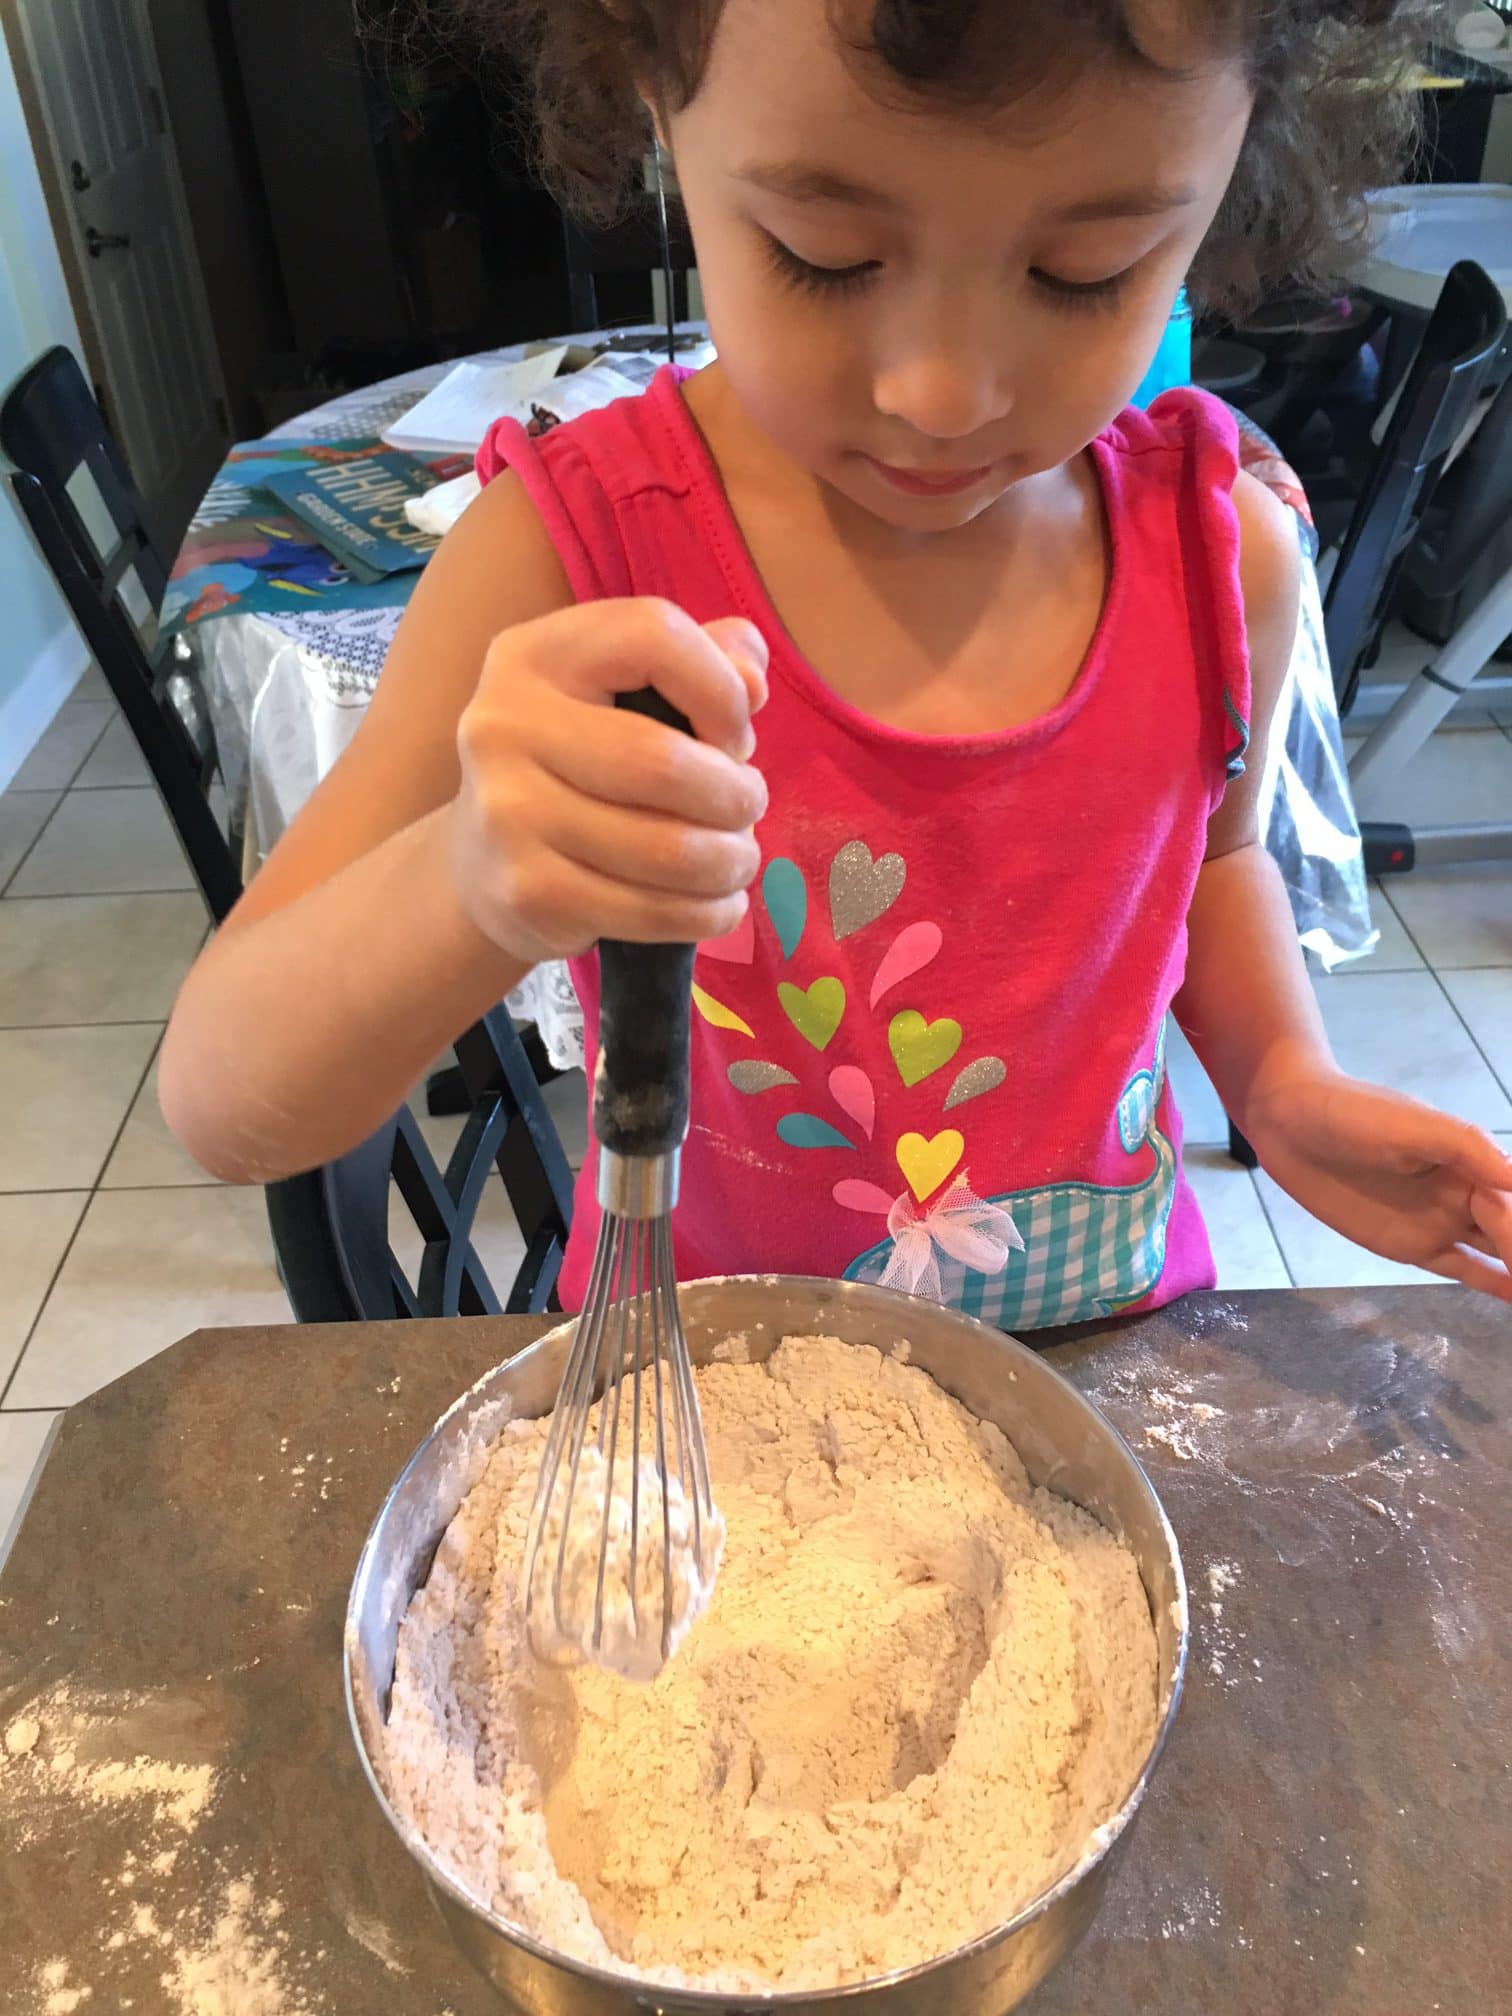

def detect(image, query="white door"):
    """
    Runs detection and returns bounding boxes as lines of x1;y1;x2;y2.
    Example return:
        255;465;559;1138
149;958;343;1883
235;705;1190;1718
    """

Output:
12;0;229;541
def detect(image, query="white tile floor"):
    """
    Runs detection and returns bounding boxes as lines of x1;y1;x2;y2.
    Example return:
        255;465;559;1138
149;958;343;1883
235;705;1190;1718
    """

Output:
1;671;1510;1565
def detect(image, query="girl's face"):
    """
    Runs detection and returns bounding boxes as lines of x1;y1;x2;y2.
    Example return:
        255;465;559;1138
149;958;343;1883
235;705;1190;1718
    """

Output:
666;0;1253;531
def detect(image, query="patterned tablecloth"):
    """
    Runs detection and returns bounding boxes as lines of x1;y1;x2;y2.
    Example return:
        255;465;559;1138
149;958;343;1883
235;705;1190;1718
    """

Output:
181;346;1372;1072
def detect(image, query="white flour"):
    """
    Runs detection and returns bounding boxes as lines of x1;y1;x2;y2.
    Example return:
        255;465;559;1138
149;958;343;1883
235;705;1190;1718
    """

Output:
4;1684;316;2014
384;1335;1158;1993
524;1442;724;1681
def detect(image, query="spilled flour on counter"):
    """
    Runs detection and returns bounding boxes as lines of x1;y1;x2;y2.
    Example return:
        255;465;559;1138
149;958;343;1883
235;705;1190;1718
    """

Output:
384;1334;1158;1994
4;1685;319;2014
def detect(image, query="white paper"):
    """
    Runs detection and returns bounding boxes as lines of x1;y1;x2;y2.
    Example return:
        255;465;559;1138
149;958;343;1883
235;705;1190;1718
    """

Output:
404;469;483;538
382;347;569;455
534;362;645;424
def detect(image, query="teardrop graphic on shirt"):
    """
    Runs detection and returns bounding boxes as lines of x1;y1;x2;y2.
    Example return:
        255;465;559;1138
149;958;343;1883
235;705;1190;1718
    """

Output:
701;905;755;963
833;1178;896;1216
728;1060;798;1094
777;1113;855;1151
869;920;942;1008
692;981;754;1038
762;858;807;960
943;1056;1007;1110
828;1065;875;1140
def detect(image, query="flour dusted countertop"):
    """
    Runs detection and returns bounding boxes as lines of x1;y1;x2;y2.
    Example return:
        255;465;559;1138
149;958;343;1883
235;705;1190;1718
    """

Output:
0;1291;1507;2014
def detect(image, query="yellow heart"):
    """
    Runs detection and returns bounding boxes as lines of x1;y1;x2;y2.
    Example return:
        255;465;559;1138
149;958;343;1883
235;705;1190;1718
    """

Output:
896;1129;964;1204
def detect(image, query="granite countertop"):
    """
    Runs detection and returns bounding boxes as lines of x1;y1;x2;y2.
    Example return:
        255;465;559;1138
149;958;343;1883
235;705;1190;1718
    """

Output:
0;1288;1505;2013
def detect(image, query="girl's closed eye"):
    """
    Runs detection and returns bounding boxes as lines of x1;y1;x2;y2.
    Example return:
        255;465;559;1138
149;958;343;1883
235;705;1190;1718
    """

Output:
762;231;882;297
1029;265;1137;313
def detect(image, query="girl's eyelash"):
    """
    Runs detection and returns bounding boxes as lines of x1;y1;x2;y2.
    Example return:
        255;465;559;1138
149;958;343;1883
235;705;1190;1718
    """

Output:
761;232;1134;313
1030;267;1133;313
763;233;880;298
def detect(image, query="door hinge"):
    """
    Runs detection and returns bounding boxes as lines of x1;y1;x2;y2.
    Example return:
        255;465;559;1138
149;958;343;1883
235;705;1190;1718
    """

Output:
147;85;167;136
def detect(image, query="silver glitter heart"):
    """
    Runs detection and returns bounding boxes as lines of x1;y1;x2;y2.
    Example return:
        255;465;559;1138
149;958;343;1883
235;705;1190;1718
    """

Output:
943;1056;1007;1110
828;840;905;942
728;1060;799;1094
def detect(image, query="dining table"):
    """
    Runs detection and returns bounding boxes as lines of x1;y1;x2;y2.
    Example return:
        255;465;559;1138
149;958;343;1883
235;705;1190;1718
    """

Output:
1;1285;1505;2013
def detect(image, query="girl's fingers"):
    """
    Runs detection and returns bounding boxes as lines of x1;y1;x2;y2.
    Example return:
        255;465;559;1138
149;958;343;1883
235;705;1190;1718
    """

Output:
1428;1243;1512;1304
523;599;762;757
532;698;767;831
568;864;749;947
1329;1085;1512;1189
536;774;760;899
1470;1183;1512;1269
702;616;770;715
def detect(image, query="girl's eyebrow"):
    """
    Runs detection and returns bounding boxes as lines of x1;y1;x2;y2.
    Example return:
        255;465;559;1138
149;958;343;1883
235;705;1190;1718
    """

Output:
735;161;1199;223
735;162;895;209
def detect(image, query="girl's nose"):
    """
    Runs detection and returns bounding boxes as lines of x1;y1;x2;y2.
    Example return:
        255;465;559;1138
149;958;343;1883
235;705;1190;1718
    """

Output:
872;333;1012;443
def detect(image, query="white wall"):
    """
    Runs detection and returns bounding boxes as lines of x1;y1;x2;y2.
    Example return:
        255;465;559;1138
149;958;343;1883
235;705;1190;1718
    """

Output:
0;15;90;792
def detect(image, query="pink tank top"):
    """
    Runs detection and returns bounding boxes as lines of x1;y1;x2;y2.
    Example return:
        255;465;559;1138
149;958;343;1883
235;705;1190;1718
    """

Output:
478;371;1251;1330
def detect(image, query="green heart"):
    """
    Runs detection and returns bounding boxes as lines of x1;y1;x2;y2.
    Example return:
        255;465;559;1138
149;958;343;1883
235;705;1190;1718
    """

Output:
888;1009;962;1088
778;977;846;1052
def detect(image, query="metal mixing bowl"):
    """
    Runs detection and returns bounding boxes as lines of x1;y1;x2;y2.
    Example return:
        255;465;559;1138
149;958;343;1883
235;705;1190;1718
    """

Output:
345;1276;1187;2015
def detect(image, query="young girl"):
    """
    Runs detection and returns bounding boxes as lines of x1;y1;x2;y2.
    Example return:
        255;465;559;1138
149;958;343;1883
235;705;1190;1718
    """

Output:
160;0;1512;1316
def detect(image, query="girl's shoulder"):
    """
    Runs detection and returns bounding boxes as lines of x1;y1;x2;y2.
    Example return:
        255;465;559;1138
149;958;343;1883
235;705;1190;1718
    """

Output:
1100;385;1240;481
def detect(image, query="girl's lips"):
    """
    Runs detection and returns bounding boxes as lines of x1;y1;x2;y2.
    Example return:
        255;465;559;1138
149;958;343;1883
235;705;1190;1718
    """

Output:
863;455;994;497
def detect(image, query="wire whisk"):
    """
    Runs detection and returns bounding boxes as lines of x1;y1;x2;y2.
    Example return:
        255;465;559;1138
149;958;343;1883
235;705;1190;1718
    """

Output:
522;687;724;1680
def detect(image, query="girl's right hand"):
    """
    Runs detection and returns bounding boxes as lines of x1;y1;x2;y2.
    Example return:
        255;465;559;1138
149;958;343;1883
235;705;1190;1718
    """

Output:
450;598;769;966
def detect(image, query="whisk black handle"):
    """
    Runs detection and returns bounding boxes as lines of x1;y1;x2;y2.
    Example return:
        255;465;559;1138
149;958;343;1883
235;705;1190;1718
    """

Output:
595;688;698;1160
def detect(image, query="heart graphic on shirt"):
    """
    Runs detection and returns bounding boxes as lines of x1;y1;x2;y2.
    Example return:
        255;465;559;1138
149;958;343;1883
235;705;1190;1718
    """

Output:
896;1129;964;1203
778;977;846;1051
888;1010;962;1088
829;840;905;941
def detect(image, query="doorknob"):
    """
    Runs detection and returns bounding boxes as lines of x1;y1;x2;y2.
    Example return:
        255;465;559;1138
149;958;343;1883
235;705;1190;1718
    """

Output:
85;226;131;258
70;159;92;193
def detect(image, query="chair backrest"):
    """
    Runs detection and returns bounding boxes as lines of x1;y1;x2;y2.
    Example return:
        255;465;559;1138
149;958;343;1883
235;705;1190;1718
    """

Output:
3;343;574;1320
1403;364;1512;603
266;1011;575;1320
1323;261;1507;711
562;199;695;332
1;345;243;921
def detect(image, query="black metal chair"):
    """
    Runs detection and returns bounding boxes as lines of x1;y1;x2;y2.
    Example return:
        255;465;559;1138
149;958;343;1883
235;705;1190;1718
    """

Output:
0;345;240;921
2;344;574;1317
1326;263;1509;880
562;195;696;335
1321;261;1506;720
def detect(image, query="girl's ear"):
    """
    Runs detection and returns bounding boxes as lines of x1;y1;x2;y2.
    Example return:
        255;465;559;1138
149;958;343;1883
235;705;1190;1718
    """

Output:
639;89;671;154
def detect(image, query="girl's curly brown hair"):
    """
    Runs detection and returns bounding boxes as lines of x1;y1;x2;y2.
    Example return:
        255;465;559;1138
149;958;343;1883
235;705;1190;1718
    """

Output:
411;0;1429;314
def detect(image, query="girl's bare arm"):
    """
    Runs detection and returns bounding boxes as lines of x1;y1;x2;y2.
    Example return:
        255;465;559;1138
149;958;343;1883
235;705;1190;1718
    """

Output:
159;472;768;1183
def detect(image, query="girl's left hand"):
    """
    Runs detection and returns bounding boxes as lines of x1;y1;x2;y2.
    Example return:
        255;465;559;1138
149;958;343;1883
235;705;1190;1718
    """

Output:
1246;1070;1512;1302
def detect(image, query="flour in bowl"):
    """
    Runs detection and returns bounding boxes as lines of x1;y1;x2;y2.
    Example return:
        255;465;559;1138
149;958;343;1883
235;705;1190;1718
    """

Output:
382;1335;1158;1994
523;1441;724;1681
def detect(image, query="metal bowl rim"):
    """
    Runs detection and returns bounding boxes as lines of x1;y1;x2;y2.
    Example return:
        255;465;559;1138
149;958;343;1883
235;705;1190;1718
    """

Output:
344;1273;1189;2006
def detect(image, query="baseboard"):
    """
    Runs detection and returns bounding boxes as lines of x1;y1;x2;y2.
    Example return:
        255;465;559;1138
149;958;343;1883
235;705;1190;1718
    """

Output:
0;624;91;794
